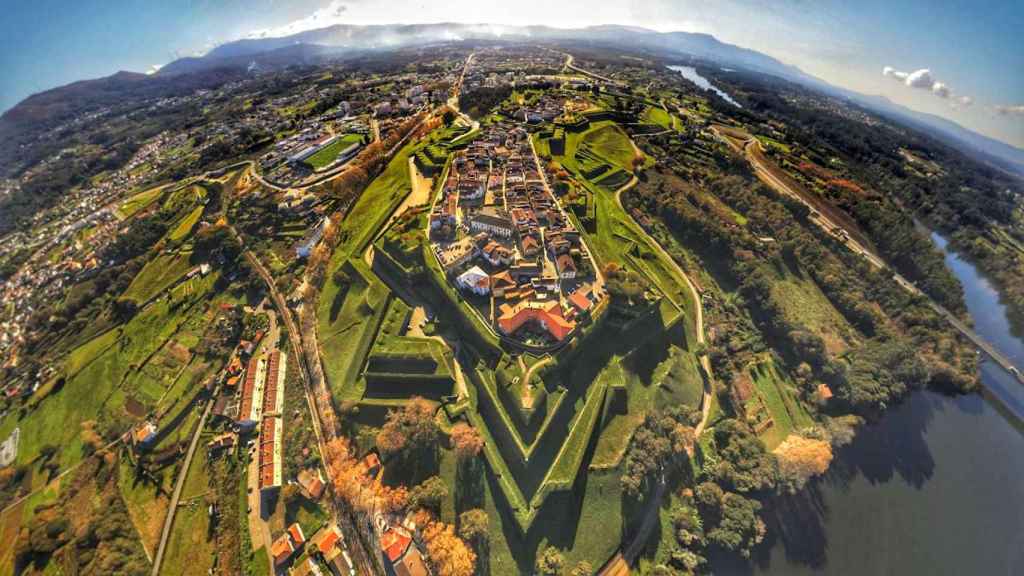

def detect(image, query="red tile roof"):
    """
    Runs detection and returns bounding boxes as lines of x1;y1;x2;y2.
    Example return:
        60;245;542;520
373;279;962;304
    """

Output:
380;527;411;563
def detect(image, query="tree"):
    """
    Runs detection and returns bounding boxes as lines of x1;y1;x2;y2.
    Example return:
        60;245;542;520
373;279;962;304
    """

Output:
457;509;489;550
711;419;777;493
571;560;594;576
450;422;484;460
621;407;697;498
535;544;565;575
409;476;448;513
422;521;476;576
376;397;440;458
706;493;765;558
773;435;832;493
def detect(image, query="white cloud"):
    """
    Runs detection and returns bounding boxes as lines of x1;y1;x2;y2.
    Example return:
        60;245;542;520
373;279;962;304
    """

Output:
904;68;934;89
882;65;908;81
146;64;163;75
247;0;349;39
883;65;973;108
995;105;1024;116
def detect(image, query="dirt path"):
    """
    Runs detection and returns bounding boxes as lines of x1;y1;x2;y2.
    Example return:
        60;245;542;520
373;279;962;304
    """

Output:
612;175;715;568
613;179;713;435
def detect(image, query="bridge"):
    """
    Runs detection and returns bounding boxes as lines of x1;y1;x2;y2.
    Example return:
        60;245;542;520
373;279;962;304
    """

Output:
925;296;1023;384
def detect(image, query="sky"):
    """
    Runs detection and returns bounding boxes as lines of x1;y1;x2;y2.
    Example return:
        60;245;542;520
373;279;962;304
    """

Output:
1;0;1022;147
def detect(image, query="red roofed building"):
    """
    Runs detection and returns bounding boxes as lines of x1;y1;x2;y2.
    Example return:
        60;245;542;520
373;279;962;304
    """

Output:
258;416;283;509
261;350;286;416
237;355;266;429
271;532;296;567
380;527;429;576
568;290;593;313
497;298;575;342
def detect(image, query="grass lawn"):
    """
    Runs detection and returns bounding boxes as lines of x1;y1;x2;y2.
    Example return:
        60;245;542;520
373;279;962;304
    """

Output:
768;258;857;355
118;458;173;557
319;261;391;400
285;496;329;538
749;356;813;449
123;251;194;303
304;134;363;170
642;105;673;129
162;499;215;576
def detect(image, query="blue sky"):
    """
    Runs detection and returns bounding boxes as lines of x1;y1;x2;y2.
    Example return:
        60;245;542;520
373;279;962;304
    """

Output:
1;0;1022;147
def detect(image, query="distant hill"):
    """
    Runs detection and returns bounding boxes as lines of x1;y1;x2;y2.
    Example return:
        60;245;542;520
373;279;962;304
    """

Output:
5;22;1022;176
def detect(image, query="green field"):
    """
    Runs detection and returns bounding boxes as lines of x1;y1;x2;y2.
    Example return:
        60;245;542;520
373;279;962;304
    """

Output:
748;356;814;448
304;133;363;170
123;251;194;303
583;124;638;170
319;260;391;400
116;185;167;219
169;205;204;242
642;105;673;129
769;259;858;355
0;272;218;475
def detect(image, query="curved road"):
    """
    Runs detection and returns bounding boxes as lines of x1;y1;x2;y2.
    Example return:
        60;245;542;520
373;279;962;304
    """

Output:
610;176;715;567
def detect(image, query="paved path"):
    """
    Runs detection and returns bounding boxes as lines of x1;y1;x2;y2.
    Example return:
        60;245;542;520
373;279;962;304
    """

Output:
150;387;216;576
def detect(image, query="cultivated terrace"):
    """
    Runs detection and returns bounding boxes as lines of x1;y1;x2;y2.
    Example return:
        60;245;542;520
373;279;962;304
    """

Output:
0;37;1013;576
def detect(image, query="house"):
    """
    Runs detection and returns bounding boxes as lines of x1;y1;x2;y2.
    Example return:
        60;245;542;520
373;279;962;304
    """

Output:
261;350;286;416
131;421;158;448
456;266;490;296
470;207;514;237
311;524;353;576
509;261;541;281
307;524;356;573
258;416;283;502
496;298;575;342
297;468;326;500
481;241;513;267
290;557;324;576
207;431;237;454
271;523;304;568
555;253;577;280
490;271;517;298
362;453;382;479
520;234;541;257
288;523;306;548
568;289;594;313
310;524;344;557
380;527;430;576
237;355;266;429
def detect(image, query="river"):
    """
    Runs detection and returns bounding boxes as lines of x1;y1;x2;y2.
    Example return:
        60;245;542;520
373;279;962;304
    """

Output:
711;232;1024;575
668;65;742;108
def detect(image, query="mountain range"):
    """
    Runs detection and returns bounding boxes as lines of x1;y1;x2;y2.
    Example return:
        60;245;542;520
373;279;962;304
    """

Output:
7;22;1024;176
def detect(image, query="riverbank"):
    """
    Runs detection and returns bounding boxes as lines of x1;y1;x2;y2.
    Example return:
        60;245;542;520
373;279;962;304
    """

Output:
712;229;1024;575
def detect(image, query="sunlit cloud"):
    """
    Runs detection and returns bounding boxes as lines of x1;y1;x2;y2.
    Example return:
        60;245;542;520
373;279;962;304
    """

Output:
995;104;1024;116
247;0;349;39
883;65;971;107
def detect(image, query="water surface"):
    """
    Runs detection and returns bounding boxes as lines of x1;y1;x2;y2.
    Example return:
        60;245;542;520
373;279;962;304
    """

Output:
713;232;1024;575
668;65;742;107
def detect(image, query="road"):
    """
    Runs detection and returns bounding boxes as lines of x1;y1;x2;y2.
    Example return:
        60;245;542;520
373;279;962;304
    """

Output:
713;127;1024;387
563;53;625;87
150;386;217;576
